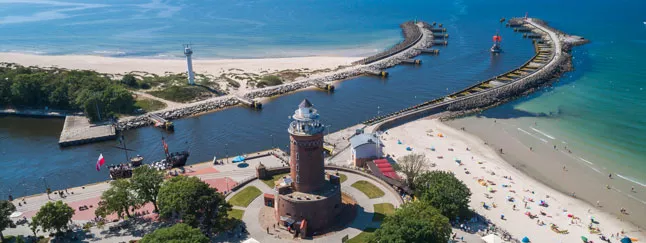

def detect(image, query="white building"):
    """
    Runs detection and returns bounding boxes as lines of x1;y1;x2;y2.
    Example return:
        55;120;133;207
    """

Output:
349;132;382;167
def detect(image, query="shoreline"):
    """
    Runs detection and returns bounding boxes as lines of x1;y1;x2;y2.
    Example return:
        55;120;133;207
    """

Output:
446;116;646;230
382;118;645;242
0;52;361;76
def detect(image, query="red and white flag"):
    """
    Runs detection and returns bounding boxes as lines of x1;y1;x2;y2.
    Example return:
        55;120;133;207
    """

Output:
96;153;105;171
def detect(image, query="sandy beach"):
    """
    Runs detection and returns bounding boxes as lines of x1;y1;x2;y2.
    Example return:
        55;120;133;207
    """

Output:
381;118;644;242
0;52;361;76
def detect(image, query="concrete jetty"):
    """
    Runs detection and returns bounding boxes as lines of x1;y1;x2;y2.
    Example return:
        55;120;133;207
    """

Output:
58;116;117;147
420;48;440;55
362;17;586;129
401;59;422;65
364;69;389;77
234;95;262;109
314;81;335;91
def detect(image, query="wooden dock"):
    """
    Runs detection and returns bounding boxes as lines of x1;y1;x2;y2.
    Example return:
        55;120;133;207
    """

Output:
58;116;116;147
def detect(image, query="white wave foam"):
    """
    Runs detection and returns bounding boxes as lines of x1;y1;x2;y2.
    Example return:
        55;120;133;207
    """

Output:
517;128;548;143
93;50;126;56
530;127;555;139
617;174;646;187
578;157;594;165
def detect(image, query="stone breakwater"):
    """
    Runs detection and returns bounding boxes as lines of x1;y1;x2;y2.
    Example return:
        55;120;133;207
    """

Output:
117;21;432;130
244;23;432;100
117;97;239;130
366;18;586;131
352;21;424;65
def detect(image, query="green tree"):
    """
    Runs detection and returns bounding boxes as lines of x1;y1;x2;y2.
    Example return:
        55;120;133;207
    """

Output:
393;153;428;188
140;223;209;243
95;179;140;219
32;201;74;234
370;201;451;243
157;176;231;235
0;200;17;241
121;74;138;87
414;171;472;220
28;221;39;237
131;166;164;212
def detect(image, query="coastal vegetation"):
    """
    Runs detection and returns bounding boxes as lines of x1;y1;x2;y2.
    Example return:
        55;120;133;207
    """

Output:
351;181;385;199
362;171;471;242
133;98;166;112
95;179;139;219
0;63;136;121
0;200;17;241
393;153;427;189
130;166;164;212
227;186;262;207
369;201;451;243
31;201;74;235
413;171;472;220
140;223;209;243
157;176;231;235
256;75;283;88
148;85;212;103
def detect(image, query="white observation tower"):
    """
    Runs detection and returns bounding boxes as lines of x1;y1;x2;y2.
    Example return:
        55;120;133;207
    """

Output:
184;44;195;85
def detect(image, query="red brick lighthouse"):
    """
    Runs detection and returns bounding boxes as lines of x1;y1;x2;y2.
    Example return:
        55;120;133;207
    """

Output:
275;99;342;236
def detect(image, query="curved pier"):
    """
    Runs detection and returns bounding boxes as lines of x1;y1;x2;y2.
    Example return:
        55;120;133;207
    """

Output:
363;18;587;131
352;21;424;65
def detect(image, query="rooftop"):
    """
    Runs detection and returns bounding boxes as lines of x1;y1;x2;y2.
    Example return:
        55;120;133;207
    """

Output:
350;132;379;149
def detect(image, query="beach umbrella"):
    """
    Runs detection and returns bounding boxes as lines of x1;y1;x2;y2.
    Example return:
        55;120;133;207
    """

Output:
621;237;633;243
522;236;530;242
581;236;588;242
397;140;402;144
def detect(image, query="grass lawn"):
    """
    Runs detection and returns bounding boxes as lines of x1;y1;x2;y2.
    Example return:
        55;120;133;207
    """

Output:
338;173;348;183
134;98;167;112
351;180;385;199
372;203;395;222
228;208;245;220
346;227;377;243
228;186;262;207
261;173;288;189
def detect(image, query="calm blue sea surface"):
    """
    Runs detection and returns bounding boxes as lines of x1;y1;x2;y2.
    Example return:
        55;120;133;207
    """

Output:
1;0;645;196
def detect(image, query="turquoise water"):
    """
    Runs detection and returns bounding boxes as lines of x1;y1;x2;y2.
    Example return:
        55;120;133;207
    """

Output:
1;0;645;194
479;0;646;186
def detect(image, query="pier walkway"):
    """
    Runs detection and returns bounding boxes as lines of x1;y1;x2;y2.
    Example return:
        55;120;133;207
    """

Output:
363;18;573;132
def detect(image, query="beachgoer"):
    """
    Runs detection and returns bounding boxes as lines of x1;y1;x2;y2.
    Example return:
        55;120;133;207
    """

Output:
596;201;600;207
571;192;576;197
609;173;612;179
563;165;567;171
632;186;635;192
524;202;528;208
530;147;533;151
606;184;610;190
554;145;557;149
267;227;269;234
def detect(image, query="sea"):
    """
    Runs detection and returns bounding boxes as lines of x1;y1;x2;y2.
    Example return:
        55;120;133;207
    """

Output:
0;0;645;197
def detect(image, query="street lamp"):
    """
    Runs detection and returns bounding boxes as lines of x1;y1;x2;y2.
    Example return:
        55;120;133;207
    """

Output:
225;143;228;163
